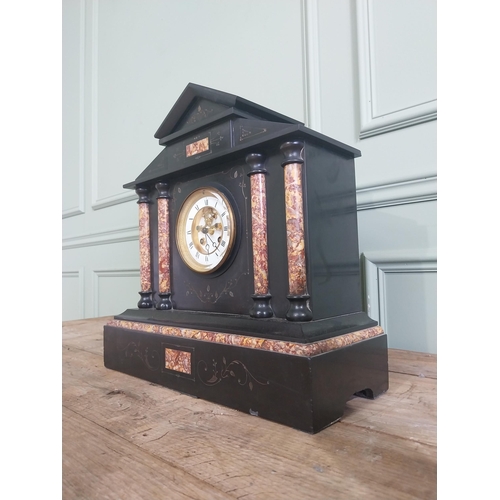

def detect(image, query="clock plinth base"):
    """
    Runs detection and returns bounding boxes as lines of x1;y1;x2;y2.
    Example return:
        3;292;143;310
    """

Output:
103;314;388;433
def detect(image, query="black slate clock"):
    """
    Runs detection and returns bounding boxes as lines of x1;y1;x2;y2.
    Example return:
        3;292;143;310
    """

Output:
103;83;389;433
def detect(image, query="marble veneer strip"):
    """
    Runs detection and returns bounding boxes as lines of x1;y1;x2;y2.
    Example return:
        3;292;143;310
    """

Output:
107;319;384;357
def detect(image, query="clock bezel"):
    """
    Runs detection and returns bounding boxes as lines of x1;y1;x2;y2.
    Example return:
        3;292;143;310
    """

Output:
175;186;237;274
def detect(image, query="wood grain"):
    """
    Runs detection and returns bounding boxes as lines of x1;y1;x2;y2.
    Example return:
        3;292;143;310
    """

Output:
63;317;437;499
389;348;437;379
63;407;232;500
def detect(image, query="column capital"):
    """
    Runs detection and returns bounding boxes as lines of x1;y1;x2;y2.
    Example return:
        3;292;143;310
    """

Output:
245;153;268;176
135;186;151;204
280;141;304;167
155;182;170;199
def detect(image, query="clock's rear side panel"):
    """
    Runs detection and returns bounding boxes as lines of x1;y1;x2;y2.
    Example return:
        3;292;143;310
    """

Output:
303;142;364;320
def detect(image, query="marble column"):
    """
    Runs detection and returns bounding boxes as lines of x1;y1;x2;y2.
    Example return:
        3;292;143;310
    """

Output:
246;153;273;318
136;186;153;308
155;182;172;310
280;141;312;321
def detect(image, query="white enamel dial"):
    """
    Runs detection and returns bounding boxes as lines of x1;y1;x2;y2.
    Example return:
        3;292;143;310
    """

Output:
176;187;236;273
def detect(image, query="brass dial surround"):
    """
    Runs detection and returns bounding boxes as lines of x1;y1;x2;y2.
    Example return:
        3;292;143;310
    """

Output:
176;187;236;274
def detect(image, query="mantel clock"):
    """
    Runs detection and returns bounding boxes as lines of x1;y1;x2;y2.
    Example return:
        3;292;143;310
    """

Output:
103;83;389;433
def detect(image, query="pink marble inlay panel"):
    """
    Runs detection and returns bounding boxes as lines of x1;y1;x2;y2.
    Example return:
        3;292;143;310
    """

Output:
250;173;269;295
108;319;384;357
165;348;191;374
284;163;307;295
138;202;152;292
157;197;170;294
186;137;209;157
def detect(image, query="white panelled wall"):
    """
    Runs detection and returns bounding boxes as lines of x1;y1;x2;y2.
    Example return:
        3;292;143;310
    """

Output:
62;0;437;353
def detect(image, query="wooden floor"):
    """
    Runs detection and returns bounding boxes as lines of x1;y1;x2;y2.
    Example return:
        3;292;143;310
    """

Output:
63;317;437;500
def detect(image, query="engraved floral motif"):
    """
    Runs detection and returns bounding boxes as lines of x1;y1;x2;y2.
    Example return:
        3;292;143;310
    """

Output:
184;273;246;303
185;105;214;126
123;341;160;371
197;357;269;390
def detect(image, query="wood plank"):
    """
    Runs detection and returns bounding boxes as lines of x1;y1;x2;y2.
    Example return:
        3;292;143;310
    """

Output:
63;316;113;340
343;371;436;447
388;348;437;379
63;406;232;500
63;343;436;499
63;316;112;356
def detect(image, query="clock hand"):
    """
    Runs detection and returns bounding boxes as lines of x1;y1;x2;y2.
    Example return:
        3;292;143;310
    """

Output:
206;233;218;248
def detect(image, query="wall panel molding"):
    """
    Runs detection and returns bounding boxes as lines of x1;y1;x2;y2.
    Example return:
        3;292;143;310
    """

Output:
62;269;85;319
92;269;140;317
363;254;437;324
62;226;139;250
355;0;437;139
62;0;86;219
89;0;136;211
92;191;138;210
362;253;437;351
356;175;437;210
301;0;322;131
63;205;85;219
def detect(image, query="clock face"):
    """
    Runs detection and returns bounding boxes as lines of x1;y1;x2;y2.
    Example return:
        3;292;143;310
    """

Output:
176;187;236;274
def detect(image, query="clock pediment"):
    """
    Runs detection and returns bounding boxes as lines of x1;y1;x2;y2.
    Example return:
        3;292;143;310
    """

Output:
124;84;360;191
154;82;302;142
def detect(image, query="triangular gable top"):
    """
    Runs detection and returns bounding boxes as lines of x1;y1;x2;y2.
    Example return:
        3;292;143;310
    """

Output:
154;83;303;140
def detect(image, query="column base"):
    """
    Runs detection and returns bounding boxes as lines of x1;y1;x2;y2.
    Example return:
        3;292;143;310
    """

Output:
155;292;172;310
137;291;153;309
249;294;273;318
286;294;313;322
